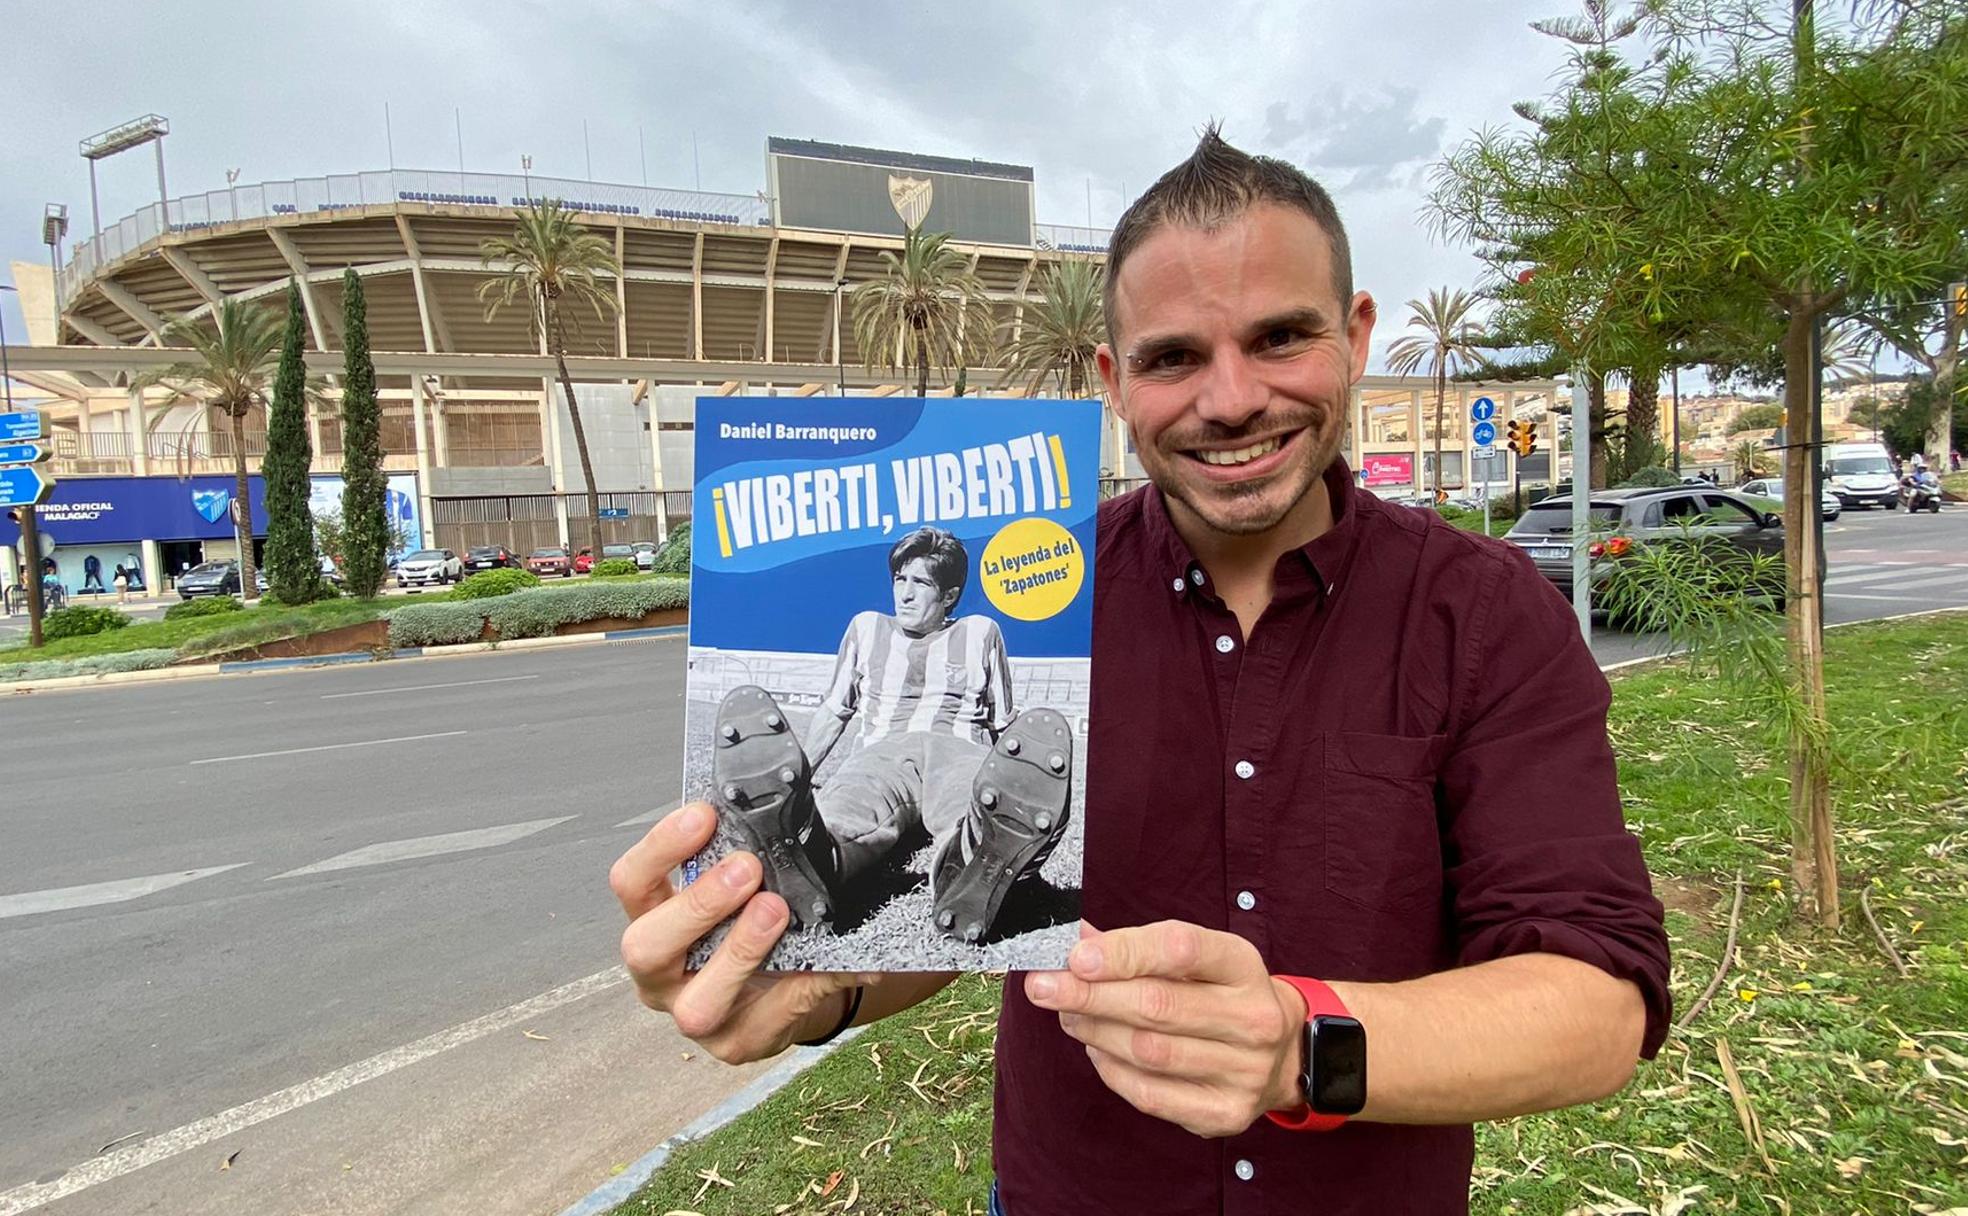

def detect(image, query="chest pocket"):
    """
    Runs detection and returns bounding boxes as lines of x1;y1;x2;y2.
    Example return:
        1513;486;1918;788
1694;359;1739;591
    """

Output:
1323;732;1447;913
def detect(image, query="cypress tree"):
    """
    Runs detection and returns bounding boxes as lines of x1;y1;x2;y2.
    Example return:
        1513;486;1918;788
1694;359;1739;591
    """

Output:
262;280;320;604
339;269;390;597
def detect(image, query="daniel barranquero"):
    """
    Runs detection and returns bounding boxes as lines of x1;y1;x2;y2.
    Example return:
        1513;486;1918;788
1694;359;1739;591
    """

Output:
689;525;1084;970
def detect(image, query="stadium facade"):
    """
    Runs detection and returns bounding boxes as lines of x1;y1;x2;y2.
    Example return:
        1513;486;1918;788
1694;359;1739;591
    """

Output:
2;135;1556;594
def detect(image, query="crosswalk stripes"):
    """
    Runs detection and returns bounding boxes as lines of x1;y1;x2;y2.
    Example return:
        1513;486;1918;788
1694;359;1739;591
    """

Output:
1823;563;1968;600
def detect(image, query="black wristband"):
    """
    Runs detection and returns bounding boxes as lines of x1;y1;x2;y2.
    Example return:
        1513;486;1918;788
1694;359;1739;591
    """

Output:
796;985;864;1047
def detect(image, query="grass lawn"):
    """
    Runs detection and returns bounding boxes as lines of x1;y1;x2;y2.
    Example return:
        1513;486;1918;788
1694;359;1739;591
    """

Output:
618;613;1968;1215
1945;470;1967;499
0;596;401;664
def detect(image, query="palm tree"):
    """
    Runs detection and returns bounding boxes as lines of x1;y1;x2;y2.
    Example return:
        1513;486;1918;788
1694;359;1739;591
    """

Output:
850;226;992;396
479;199;619;556
999;257;1104;396
1819;322;1876;388
1383;288;1483;497
1732;438;1770;482
134;298;287;600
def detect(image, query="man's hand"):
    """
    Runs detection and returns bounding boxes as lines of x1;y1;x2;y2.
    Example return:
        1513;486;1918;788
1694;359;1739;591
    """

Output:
1023;921;1306;1139
610;802;873;1064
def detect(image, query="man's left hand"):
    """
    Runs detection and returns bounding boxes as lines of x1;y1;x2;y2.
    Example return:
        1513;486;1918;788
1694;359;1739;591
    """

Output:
1023;920;1308;1138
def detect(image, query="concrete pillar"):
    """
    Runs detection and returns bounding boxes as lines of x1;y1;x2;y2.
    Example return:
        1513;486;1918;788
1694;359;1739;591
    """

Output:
129;388;151;476
1411;389;1425;494
542;382;570;548
1;545;15;596
411;379;437;547
306;393;325;467
141;539;162;596
648;389;670;539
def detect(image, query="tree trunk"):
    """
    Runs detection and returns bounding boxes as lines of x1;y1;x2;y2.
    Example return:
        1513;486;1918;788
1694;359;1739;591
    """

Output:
1588;373;1610;489
1780;302;1837;927
232;407;259;602
551;299;604;558
1431;367;1446;498
1069;361;1083;397
1626;362;1662;474
1928;303;1963;471
915;325;930;397
18;504;44;647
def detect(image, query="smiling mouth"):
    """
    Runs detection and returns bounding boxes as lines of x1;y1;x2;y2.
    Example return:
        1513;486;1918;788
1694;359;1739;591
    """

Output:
1191;435;1285;467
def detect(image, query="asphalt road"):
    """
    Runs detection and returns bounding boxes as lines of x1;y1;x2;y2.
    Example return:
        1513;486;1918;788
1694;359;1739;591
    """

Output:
1;505;1961;1216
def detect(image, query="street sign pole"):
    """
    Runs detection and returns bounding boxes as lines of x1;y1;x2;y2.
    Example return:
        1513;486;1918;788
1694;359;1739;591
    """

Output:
0;295;45;647
1470;398;1498;535
1570;370;1592;639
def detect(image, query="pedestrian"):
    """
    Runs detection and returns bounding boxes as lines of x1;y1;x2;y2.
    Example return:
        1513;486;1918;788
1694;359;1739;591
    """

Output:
610;127;1669;1214
1952;449;1962;473
112;563;129;604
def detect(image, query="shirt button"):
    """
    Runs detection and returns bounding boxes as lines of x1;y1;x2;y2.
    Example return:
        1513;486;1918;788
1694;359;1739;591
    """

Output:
1172;577;1186;592
1236;890;1256;911
1215;635;1235;654
1234;1158;1255;1182
1188;566;1207;586
1234;760;1255;780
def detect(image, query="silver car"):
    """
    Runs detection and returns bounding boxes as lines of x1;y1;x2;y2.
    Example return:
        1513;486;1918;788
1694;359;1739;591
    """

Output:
1504;486;1786;604
1736;477;1840;521
395;548;463;587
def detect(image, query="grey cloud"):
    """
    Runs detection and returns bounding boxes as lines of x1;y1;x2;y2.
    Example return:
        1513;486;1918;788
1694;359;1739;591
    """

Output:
1261;86;1447;195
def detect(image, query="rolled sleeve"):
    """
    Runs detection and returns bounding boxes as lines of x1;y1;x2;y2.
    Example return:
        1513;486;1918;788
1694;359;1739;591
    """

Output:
1441;556;1672;1057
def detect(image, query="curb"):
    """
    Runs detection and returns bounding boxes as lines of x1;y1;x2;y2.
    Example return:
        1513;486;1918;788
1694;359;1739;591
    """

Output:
1595;603;1968;676
2;624;688;693
556;1029;865;1216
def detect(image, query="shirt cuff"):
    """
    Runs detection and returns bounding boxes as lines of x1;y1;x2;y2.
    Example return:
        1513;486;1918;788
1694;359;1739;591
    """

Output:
1458;915;1673;1059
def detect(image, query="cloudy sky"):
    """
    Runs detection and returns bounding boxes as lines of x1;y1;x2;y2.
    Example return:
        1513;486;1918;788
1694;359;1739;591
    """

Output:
0;0;1582;370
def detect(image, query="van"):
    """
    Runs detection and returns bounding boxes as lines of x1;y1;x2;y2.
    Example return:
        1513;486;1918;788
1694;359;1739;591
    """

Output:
1820;441;1899;510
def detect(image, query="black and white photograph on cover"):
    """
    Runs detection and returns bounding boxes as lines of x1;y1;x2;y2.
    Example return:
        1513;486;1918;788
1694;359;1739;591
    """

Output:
682;526;1087;971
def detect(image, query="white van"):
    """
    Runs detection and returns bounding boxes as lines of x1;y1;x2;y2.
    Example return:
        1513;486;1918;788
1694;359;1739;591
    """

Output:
1821;441;1900;510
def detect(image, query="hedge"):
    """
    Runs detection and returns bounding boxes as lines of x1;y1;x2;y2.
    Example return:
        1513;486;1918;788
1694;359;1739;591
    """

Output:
456;568;542;599
652;522;692;574
0;648;177;683
42;605;134;641
164;596;245;621
388;577;688;648
592;557;639;577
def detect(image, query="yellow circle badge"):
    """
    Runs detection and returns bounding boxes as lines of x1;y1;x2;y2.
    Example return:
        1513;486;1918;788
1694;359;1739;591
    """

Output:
979;517;1085;621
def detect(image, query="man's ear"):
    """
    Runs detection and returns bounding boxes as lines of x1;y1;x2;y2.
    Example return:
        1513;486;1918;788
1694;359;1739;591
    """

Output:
1096;342;1128;422
1345;292;1378;384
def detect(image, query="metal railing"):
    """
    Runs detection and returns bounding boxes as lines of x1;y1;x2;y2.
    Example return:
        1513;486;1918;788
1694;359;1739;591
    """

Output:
1035;223;1111;254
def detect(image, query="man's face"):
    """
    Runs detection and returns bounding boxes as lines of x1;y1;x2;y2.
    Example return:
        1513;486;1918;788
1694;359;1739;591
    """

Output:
892;556;958;633
1097;203;1376;539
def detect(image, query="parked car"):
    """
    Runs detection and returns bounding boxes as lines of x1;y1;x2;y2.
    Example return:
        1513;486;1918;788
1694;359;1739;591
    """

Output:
1736;477;1841;521
525;546;574;578
579;543;636;573
320;554;345;586
395;548;463;587
177;561;242;600
464;544;521;572
631;541;659;571
1503;486;1785;609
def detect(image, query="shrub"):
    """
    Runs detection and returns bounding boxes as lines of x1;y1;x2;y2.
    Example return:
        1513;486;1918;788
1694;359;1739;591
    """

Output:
652;522;692;574
164;596;245;621
592;557;639;577
41;605;134;641
1617;465;1682;489
387;578;690;647
0;648;177;683
456;568;542;599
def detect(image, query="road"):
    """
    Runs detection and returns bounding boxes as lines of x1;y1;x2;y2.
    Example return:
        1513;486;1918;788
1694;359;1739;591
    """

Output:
1;506;1961;1215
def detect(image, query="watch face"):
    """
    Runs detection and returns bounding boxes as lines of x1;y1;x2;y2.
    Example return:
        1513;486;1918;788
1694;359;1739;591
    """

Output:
1308;1015;1368;1115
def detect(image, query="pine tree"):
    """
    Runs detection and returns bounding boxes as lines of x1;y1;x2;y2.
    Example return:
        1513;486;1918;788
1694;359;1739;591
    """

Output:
262;280;320;604
339;269;390;598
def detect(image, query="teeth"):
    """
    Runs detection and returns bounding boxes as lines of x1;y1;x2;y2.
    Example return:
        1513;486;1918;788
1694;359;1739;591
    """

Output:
1197;437;1282;466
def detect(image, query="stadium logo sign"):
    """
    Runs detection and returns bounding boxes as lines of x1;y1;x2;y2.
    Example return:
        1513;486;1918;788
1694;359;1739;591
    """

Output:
192;488;232;523
888;174;933;229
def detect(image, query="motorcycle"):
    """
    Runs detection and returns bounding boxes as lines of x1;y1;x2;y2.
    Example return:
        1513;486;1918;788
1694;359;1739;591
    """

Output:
1900;472;1943;514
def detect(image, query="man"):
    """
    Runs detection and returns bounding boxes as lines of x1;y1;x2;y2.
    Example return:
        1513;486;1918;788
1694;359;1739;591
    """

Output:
707;525;1071;943
612;128;1669;1214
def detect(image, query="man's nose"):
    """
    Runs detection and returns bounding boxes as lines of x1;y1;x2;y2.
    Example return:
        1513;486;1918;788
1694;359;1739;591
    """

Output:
1192;348;1267;429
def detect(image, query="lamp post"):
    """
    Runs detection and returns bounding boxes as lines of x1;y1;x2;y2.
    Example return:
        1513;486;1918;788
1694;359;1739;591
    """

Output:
226;168;240;222
521;155;532;203
42;205;68;316
832;277;847;396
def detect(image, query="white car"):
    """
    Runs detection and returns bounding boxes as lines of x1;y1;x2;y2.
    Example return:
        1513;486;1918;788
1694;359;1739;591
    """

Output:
1737;477;1841;521
631;541;659;571
395;548;463;587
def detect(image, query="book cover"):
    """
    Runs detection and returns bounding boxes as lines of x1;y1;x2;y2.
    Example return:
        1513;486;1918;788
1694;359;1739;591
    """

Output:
679;395;1100;972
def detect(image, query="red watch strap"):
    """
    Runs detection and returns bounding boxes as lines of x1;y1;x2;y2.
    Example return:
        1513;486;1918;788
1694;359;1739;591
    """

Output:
1267;975;1351;1132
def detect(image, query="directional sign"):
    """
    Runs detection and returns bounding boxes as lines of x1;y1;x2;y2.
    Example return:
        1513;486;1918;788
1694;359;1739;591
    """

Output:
0;464;56;507
598;506;630;519
1472;419;1498;448
1470;396;1498;423
0;411;44;442
0;442;51;465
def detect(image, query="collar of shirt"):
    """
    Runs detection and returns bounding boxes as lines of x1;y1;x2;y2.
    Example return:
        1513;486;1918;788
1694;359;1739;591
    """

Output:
1137;457;1363;610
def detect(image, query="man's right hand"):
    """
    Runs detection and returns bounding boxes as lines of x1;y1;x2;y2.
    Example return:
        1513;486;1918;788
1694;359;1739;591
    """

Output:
610;801;874;1064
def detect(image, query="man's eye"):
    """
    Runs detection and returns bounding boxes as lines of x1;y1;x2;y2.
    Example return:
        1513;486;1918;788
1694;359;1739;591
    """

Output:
1147;349;1195;370
1260;328;1307;350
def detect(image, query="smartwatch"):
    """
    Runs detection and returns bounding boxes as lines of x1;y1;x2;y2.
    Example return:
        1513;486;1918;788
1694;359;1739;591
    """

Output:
1266;975;1367;1132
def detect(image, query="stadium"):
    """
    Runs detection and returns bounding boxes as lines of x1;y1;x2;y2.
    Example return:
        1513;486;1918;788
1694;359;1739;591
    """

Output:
2;126;1557;593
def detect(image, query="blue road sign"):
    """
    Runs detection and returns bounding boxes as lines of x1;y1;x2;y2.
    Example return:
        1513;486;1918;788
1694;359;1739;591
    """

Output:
0;442;51;465
0;411;45;442
1472;419;1498;448
598;506;630;519
0;464;56;507
1470;396;1497;422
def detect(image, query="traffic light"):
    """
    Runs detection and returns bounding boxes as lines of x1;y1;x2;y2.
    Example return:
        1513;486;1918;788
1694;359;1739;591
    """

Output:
1506;419;1539;458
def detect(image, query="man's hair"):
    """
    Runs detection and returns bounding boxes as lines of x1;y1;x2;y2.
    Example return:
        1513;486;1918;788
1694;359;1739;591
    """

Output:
888;526;969;602
1104;123;1353;349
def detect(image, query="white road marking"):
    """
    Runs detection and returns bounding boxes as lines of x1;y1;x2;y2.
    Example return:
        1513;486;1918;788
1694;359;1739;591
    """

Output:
269;816;577;879
189;730;467;766
615;799;684;828
0;966;628;1216
1825;591;1943;602
1825;566;1931;587
0;866;248;921
320;674;540;700
1885;571;1968;593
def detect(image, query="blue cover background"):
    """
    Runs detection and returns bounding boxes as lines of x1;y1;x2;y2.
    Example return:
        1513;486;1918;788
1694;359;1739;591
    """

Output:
690;397;1100;657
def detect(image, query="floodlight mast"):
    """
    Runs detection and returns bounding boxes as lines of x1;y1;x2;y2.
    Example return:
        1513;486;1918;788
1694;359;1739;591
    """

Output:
42;204;68;313
78;114;171;241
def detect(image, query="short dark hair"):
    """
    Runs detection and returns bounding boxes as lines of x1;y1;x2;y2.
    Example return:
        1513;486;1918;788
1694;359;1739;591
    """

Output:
888;527;968;602
1104;124;1353;348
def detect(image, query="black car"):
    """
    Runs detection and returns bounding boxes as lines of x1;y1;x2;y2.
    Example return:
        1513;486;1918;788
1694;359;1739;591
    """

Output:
1504;486;1786;604
177;560;242;599
464;544;520;572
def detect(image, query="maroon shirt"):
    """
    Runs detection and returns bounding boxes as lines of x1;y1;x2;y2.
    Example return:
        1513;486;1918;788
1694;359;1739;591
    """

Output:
993;461;1670;1215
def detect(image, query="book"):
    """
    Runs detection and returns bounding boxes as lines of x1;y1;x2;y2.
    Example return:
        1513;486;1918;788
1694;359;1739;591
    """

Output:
679;395;1100;972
